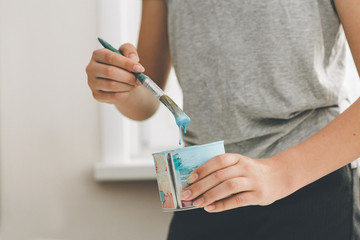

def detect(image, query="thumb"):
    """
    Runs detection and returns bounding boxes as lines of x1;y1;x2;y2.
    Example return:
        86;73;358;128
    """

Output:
119;43;140;62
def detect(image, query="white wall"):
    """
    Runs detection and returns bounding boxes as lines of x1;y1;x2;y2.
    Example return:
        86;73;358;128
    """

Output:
0;0;172;239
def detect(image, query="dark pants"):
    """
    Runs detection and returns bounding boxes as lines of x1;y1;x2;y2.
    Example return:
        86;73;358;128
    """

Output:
167;165;360;240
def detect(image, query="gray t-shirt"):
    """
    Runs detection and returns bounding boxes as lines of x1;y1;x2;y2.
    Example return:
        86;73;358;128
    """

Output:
166;0;352;158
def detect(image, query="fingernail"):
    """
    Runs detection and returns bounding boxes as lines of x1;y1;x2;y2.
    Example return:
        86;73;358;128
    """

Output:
135;79;142;86
188;173;198;183
181;190;191;199
193;198;204;207
204;205;215;212
129;53;139;62
133;64;145;72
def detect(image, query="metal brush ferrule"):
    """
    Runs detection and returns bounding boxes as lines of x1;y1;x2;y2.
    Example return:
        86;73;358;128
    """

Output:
142;77;165;99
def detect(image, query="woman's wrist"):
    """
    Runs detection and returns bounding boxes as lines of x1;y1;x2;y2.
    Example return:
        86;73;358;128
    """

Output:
270;99;360;195
270;146;313;196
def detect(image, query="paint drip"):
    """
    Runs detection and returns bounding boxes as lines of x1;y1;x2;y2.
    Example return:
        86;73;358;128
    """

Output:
175;113;190;145
160;95;191;145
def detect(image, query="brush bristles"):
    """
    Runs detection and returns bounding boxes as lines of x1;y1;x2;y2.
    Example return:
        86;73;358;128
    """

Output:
160;95;191;132
160;95;181;115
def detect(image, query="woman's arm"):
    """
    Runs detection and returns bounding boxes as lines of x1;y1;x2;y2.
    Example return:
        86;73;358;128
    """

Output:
180;0;360;212
114;0;171;120
336;0;360;74
277;0;360;193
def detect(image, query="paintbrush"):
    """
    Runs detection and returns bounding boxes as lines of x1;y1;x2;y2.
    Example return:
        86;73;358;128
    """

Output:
97;38;190;140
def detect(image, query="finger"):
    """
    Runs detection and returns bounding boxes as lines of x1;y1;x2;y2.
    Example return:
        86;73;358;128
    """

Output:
92;78;135;92
192;177;251;208
188;154;239;184
92;48;144;73
181;164;243;200
204;192;257;213
119;43;140;62
93;63;138;86
92;90;131;104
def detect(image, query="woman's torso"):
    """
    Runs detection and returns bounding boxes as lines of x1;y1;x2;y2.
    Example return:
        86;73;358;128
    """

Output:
166;0;350;157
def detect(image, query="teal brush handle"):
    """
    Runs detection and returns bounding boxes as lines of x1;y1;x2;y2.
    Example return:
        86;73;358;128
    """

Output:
97;37;147;83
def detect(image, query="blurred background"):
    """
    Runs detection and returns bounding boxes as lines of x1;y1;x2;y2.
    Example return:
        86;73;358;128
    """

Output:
0;0;173;239
0;0;359;240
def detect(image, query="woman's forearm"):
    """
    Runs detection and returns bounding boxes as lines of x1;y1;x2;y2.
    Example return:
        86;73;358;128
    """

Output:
274;97;360;193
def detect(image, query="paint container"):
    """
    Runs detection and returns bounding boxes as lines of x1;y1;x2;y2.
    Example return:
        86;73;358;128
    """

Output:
152;141;225;212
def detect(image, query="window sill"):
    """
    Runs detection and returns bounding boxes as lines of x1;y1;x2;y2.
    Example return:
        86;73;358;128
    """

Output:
94;159;156;181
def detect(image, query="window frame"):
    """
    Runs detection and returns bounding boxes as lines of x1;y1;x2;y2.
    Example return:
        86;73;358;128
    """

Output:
94;0;183;181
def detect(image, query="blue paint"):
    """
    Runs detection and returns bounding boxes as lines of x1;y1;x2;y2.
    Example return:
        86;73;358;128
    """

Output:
174;113;191;145
160;191;165;203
